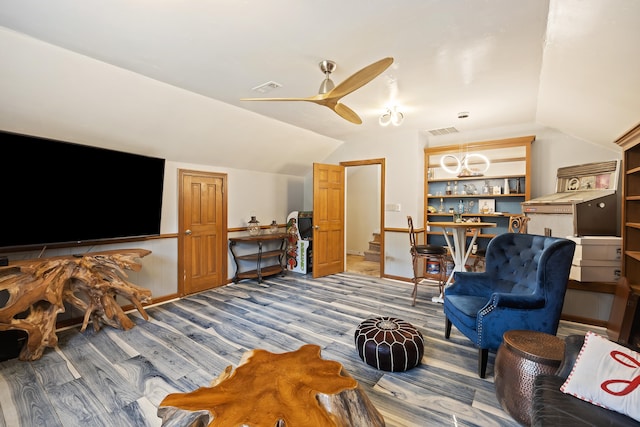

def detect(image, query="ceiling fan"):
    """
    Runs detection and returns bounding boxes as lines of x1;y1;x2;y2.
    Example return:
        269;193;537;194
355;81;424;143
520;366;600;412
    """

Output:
241;57;394;124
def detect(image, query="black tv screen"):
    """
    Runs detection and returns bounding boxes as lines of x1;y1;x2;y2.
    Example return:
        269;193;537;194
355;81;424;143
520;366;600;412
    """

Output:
0;130;165;250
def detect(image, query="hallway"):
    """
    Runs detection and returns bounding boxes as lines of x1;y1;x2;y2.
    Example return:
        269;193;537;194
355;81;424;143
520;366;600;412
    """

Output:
346;254;380;277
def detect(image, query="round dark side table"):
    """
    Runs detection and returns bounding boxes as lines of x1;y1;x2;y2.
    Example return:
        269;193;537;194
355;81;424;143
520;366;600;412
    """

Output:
494;330;565;426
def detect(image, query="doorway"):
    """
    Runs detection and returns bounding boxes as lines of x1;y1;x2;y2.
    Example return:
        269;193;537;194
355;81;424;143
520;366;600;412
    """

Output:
341;159;385;277
178;169;227;295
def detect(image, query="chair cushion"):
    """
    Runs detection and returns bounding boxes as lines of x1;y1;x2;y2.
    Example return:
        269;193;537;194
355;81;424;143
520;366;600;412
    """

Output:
444;295;488;330
414;244;447;255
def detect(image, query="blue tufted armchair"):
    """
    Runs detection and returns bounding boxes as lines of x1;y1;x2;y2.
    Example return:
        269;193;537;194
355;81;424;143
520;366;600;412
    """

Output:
443;233;576;378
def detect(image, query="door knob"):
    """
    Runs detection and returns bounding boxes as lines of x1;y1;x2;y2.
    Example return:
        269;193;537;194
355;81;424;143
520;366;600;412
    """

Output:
314;225;320;230
185;229;192;235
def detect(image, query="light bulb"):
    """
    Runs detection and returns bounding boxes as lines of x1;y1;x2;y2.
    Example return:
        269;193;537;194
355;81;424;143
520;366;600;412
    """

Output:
379;106;403;127
391;110;404;126
379;110;392;126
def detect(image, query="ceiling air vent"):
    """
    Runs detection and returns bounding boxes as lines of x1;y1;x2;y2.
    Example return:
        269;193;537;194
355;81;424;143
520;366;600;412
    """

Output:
251;81;282;94
427;127;459;136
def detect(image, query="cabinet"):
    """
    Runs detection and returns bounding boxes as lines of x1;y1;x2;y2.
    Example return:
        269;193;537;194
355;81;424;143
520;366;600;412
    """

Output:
229;233;287;283
424;136;533;252
608;122;640;348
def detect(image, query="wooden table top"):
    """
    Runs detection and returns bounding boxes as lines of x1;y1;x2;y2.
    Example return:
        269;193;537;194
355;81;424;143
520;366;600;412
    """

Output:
427;221;497;228
229;233;287;242
158;344;384;426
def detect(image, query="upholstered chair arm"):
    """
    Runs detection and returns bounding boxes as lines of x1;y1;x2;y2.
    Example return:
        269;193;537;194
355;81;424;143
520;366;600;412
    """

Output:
477;295;549;350
446;272;495;297
490;292;546;309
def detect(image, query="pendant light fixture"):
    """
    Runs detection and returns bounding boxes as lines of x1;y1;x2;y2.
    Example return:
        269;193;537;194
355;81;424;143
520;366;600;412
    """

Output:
379;106;404;126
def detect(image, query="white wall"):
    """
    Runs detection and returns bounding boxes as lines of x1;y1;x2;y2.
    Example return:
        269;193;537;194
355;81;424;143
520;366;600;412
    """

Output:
309;128;424;278
313;124;623;280
0;26;626;290
346;165;380;255
3;160;304;304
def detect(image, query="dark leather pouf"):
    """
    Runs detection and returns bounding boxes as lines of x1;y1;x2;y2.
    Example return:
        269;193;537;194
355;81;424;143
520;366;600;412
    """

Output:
354;317;424;372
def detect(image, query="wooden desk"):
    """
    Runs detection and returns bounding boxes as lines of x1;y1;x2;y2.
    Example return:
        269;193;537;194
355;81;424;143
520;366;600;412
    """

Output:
427;221;496;303
158;344;385;426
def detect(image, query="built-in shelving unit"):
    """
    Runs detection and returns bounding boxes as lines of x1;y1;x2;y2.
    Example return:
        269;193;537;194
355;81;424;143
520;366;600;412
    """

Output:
424;136;533;252
608;122;640;348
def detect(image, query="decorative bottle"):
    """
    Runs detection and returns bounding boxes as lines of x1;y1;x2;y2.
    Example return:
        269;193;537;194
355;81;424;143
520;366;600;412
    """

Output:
453;181;459;195
247;216;261;236
482;180;490;194
269;220;279;234
445;181;452;195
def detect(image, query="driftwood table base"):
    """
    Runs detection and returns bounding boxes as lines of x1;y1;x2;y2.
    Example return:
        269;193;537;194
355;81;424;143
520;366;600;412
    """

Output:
0;249;152;361
158;344;385;427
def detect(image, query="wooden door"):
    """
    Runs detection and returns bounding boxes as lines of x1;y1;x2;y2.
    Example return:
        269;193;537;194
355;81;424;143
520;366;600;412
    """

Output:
178;170;227;295
313;163;345;278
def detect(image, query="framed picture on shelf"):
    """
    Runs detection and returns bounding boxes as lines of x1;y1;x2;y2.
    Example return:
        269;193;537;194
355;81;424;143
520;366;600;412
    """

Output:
479;199;495;214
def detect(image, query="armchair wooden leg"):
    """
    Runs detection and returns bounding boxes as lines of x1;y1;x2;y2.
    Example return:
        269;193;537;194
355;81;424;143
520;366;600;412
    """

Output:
444;317;452;339
479;348;488;378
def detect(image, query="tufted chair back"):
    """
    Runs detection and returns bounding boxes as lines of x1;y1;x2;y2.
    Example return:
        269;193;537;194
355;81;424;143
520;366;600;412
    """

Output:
443;233;576;378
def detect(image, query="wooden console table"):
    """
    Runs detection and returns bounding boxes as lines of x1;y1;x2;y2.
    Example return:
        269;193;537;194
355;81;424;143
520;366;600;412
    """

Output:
0;249;152;361
229;233;286;283
158;344;385;426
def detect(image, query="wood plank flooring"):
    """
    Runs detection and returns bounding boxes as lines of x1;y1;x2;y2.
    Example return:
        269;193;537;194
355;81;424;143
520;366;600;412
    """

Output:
0;272;602;426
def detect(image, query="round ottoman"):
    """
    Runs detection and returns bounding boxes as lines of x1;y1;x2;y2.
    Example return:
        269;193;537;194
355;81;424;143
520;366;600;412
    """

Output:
354;317;424;372
494;330;565;426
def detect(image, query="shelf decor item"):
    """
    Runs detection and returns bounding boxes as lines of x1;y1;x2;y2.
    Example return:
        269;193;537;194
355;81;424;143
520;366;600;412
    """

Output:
480;199;495;214
269;220;279;234
248;216;261;236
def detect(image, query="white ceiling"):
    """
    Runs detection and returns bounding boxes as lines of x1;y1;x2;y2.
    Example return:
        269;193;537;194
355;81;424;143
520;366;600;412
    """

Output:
0;0;639;172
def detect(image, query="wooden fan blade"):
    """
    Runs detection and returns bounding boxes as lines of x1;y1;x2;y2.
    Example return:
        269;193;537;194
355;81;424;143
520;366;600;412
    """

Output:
240;97;314;102
327;57;394;99
333;103;362;124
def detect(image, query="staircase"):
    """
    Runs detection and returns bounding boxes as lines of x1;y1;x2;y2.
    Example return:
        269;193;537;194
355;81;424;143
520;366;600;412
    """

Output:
363;232;381;262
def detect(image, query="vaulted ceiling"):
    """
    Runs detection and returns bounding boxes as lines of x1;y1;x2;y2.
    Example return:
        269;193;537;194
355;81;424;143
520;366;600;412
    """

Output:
0;0;638;174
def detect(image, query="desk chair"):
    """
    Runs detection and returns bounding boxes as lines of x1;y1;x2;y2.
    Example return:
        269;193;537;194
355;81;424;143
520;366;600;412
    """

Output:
407;216;448;306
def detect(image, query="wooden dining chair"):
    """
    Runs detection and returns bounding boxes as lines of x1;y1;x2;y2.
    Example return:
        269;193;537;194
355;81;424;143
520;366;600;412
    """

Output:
407;216;448;306
508;214;531;233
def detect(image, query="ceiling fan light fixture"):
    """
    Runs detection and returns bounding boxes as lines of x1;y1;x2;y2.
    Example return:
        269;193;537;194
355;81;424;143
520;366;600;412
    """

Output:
379;110;392;126
379;106;404;127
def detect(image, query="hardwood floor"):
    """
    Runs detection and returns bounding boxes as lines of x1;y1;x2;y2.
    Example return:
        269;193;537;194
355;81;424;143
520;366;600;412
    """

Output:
0;272;601;426
347;254;380;277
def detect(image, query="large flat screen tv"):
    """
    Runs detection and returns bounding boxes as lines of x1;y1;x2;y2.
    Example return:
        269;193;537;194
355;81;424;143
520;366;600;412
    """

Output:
0;130;165;251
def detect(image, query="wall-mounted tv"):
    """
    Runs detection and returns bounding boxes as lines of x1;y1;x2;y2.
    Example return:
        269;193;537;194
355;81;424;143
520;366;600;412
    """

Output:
0;130;165;251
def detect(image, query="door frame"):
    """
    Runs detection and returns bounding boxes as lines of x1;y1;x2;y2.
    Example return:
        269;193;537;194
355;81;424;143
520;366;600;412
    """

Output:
340;158;385;276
